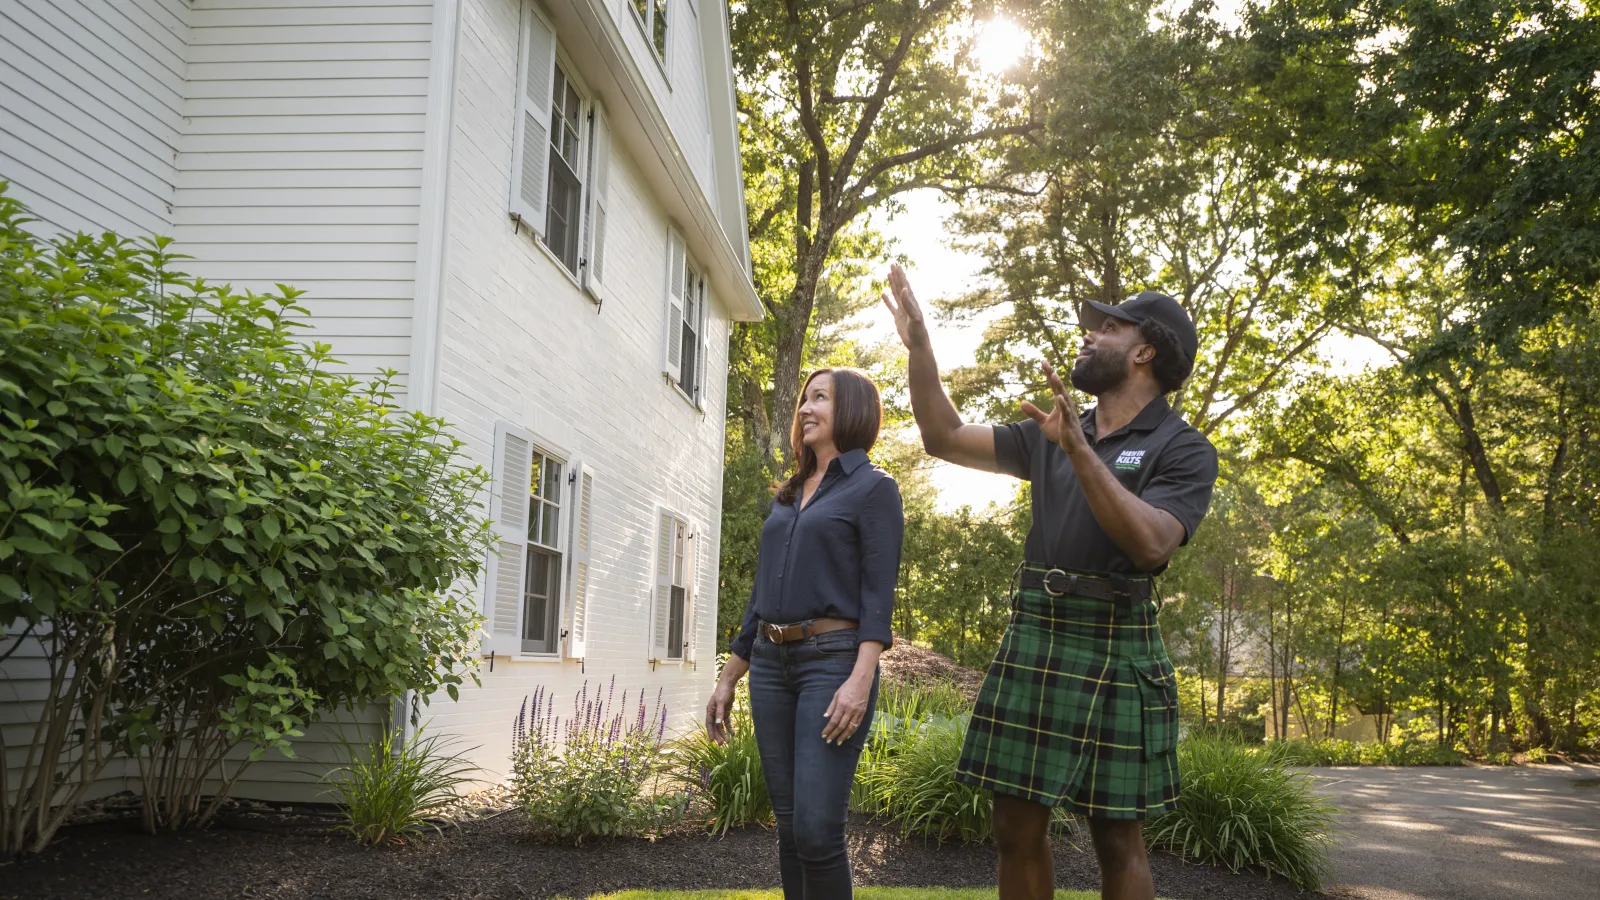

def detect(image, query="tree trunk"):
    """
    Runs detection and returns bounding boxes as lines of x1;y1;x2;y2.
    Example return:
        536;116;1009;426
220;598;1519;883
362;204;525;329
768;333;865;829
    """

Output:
1327;594;1348;739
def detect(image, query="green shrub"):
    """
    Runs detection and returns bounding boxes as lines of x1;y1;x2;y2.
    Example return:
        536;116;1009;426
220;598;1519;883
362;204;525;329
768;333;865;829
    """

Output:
0;185;490;854
321;724;478;845
1146;738;1338;891
671;684;771;834
511;680;686;844
1270;738;1464;767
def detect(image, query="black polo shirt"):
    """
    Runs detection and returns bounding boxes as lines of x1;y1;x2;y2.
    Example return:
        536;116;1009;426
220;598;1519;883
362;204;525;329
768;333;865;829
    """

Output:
729;448;903;660
993;397;1218;576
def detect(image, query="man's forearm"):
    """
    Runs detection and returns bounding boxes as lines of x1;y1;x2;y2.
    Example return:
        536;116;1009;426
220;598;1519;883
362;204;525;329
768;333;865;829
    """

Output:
907;337;964;453
1065;443;1182;571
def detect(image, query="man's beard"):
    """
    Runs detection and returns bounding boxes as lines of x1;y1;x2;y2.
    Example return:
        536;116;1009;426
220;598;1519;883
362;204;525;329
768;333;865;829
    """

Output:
1070;345;1130;396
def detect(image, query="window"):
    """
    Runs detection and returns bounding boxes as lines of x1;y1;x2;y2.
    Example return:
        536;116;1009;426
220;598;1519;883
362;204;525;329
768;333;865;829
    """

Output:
651;511;695;662
510;1;612;295
485;422;596;660
663;230;708;404
630;0;668;67
544;64;584;274
522;452;564;655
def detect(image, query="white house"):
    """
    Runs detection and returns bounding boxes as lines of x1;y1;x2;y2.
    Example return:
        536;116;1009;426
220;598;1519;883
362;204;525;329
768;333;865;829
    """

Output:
0;0;759;798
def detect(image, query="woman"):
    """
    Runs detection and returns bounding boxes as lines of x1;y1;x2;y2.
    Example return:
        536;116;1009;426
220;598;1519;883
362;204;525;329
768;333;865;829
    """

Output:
705;367;904;900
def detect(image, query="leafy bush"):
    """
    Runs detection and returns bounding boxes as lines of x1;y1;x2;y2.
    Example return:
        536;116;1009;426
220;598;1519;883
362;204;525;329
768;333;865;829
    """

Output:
321;724;478;845
1270;738;1464;767
1145;738;1338;891
0;185;490;854
671;683;771;834
511;680;686;844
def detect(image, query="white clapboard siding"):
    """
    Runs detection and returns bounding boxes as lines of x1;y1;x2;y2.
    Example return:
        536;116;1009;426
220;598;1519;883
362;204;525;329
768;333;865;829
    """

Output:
173;0;435;383
0;0;188;236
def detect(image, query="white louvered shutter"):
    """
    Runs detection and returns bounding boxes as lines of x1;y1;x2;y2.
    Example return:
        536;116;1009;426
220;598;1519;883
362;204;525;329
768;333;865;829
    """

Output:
682;525;699;663
583;105;612;300
663;232;686;383
510;1;556;238
487;423;534;655
651;510;674;659
563;462;594;659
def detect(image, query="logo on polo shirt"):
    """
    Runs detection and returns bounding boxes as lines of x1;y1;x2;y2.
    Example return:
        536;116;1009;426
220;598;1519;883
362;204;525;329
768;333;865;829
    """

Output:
1114;449;1146;471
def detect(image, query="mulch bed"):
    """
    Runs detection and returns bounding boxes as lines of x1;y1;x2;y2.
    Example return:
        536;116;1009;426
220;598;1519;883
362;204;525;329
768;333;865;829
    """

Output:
3;807;1322;900
878;632;987;698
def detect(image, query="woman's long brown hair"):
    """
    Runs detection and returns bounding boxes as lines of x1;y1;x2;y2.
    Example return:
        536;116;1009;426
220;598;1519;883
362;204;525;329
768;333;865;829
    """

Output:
773;368;883;505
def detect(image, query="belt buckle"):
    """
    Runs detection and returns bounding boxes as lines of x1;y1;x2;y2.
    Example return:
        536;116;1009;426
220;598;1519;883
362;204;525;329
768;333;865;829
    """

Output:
1043;568;1071;597
762;622;780;643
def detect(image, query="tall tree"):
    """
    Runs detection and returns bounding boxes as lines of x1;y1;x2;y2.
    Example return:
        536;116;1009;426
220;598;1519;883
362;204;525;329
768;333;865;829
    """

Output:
730;0;1036;470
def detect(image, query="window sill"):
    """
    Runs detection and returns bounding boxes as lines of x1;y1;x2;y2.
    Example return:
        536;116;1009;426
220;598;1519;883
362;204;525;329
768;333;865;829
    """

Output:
511;653;568;663
666;376;703;413
518;218;600;309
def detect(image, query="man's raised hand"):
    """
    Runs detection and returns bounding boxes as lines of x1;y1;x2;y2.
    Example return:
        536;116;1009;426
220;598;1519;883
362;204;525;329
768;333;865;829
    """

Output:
882;262;929;349
1020;361;1088;454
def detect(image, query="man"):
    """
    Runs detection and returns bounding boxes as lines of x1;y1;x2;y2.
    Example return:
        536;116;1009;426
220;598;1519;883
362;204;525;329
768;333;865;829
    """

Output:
882;264;1217;900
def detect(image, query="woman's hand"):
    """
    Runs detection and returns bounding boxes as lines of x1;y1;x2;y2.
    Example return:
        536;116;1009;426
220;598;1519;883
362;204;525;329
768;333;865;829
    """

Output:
705;683;735;745
821;673;873;745
705;652;749;746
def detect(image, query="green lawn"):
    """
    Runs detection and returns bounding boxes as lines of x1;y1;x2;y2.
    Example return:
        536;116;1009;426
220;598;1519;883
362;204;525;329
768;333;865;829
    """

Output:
576;883;1113;890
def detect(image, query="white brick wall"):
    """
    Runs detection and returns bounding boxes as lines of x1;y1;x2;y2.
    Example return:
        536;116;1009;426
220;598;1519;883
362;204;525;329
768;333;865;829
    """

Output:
420;0;729;782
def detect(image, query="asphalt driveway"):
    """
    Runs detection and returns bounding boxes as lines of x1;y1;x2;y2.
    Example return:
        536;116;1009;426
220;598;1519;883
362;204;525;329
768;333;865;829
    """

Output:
1308;763;1600;900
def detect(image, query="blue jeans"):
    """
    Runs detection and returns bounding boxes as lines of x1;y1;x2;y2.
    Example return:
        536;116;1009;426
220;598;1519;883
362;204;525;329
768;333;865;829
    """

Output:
748;629;880;900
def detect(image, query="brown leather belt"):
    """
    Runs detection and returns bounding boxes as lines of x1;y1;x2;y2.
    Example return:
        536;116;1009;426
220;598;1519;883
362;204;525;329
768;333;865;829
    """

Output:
759;617;858;645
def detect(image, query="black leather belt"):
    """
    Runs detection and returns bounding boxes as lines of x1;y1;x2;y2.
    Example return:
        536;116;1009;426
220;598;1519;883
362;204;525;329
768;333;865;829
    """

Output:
1016;565;1151;604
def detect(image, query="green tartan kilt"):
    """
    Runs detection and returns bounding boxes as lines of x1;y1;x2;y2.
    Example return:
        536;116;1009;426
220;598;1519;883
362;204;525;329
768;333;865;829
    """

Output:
955;581;1181;820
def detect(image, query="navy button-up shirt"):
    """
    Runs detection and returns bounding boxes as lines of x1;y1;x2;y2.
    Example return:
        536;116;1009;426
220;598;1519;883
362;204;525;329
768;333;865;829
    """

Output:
729;448;904;660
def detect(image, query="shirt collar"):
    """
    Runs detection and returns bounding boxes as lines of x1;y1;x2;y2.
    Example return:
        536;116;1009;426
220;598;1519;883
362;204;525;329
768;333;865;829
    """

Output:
1081;396;1172;440
830;448;870;475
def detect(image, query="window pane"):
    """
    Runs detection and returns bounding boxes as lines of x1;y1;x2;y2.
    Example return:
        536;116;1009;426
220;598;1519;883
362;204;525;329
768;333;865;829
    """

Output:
542;502;559;548
527;497;541;544
632;0;647;27
543;459;564;500
545;154;581;273
652;0;668;60
679;320;697;394
529;456;543;498
523;547;563;654
668;586;685;658
563;84;581;160
524;549;550;642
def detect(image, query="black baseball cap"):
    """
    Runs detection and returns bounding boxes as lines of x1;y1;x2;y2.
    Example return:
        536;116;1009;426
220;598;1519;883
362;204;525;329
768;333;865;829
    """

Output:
1080;291;1198;363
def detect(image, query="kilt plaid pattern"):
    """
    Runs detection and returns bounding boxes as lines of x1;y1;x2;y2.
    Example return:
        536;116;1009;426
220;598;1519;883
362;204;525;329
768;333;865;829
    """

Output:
955;574;1181;819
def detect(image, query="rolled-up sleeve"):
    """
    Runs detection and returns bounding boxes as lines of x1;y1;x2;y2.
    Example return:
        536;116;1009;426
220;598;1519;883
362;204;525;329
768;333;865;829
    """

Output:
856;477;904;648
728;583;760;660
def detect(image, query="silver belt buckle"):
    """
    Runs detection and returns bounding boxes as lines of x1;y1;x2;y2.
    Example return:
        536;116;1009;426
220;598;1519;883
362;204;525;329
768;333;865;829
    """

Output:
1043;568;1070;597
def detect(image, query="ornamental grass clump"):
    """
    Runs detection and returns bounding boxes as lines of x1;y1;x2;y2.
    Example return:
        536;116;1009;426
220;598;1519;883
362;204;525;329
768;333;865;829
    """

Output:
671;683;770;834
1145;738;1339;891
510;679;686;844
321;724;478;846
